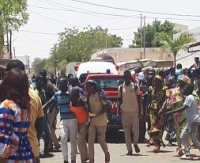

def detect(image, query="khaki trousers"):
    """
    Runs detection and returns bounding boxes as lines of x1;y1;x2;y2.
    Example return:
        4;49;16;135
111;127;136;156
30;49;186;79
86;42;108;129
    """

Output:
77;121;89;162
88;124;108;161
47;107;60;148
122;111;139;152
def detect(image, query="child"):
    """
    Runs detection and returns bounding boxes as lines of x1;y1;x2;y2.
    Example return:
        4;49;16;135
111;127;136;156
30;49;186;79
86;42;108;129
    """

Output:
70;87;89;163
166;84;200;159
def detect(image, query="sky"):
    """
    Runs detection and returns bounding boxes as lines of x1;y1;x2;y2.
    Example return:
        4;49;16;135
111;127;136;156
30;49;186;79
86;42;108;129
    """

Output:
12;0;200;63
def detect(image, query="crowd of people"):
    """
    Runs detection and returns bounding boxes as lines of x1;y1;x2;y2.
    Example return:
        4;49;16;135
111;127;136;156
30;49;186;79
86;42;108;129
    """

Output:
0;58;200;163
134;59;200;159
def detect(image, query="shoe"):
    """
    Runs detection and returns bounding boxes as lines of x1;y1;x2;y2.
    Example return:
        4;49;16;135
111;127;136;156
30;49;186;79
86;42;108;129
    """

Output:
126;151;132;155
134;145;140;153
105;152;110;163
71;161;76;163
63;161;69;163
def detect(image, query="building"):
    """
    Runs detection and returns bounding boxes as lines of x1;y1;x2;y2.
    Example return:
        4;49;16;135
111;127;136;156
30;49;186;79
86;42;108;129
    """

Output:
15;55;30;74
174;23;188;32
91;47;173;63
174;26;200;68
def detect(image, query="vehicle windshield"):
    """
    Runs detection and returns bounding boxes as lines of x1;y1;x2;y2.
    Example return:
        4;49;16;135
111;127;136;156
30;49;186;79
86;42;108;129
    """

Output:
91;77;124;89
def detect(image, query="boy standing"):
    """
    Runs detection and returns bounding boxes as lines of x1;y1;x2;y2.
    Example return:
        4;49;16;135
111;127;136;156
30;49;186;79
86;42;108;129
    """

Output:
167;84;200;159
43;76;78;163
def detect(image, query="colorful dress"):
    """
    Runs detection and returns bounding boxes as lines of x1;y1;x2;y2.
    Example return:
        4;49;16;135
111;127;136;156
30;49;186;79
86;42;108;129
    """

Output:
148;86;166;146
166;88;200;148
0;100;34;163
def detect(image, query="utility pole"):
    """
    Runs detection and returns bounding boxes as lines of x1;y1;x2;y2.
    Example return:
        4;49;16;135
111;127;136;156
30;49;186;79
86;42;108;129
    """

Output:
9;30;12;59
13;47;16;58
143;16;146;59
6;28;9;53
140;14;143;59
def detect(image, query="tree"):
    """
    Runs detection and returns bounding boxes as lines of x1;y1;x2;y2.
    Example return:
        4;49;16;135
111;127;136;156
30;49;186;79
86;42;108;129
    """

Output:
0;0;29;57
157;32;194;66
53;26;123;63
129;20;177;48
136;58;153;68
32;58;47;74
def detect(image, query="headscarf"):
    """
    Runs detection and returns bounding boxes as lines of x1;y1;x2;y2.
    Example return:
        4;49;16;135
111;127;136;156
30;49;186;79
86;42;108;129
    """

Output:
178;75;191;84
154;75;162;81
86;80;111;105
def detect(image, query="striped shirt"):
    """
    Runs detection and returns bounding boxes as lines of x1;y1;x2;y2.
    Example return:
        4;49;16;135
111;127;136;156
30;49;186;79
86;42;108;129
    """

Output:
52;90;76;120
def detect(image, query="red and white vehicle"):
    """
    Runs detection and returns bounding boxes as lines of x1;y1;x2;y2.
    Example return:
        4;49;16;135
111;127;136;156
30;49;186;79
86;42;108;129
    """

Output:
84;74;146;142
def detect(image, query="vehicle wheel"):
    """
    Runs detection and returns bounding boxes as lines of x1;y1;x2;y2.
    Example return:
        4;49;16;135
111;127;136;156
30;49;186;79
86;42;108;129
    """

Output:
139;122;146;143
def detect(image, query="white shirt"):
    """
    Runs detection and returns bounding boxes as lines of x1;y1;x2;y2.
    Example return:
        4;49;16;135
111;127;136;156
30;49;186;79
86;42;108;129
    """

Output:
183;95;200;124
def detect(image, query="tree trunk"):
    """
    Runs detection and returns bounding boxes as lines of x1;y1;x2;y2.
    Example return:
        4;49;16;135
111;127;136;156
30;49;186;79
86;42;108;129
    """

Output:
0;21;4;58
173;54;176;68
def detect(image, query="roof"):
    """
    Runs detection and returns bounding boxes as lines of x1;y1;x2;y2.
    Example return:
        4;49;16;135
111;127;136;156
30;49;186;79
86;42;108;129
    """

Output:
116;59;151;66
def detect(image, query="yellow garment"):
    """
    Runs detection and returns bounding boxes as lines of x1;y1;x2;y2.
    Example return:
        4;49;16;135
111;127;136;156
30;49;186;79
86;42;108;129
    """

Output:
28;89;44;157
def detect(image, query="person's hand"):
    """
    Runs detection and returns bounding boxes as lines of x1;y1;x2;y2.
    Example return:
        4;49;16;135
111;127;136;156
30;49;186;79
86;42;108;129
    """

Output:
89;112;97;117
165;111;172;115
139;112;143;118
158;109;163;116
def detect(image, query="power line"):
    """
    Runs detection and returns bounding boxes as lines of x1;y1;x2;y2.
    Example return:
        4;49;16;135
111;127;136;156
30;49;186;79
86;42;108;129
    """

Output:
70;0;200;18
38;0;200;22
28;9;84;28
17;34;53;45
36;0;140;18
19;29;58;35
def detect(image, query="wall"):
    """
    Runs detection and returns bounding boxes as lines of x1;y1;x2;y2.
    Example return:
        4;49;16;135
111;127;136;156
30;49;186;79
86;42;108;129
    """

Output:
91;48;173;63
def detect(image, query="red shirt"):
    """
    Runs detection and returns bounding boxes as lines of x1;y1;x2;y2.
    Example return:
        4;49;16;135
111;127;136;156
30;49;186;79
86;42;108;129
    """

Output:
70;102;88;124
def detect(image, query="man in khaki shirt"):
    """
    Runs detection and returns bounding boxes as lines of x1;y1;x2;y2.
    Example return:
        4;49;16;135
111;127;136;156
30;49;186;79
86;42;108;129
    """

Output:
118;70;143;155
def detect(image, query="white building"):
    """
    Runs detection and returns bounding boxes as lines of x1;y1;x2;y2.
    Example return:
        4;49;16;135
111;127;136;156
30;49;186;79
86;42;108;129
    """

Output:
15;55;30;73
174;26;200;68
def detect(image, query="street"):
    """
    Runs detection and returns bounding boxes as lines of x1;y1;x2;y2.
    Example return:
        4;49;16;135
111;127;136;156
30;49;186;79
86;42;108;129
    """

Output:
40;129;200;163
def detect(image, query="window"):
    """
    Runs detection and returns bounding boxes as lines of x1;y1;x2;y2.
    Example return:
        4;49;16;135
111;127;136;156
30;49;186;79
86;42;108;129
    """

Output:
91;77;124;89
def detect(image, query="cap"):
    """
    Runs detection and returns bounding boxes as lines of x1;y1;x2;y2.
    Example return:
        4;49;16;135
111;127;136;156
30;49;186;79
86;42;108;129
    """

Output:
6;59;25;71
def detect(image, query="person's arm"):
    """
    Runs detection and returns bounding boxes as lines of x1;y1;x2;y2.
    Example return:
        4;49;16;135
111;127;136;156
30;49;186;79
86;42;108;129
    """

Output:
189;63;195;69
136;86;143;116
43;99;57;113
33;94;44;141
158;100;167;115
166;105;187;114
117;85;122;110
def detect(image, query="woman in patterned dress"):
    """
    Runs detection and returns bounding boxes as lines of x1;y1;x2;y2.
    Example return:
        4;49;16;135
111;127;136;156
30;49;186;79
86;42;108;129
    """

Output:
0;68;35;163
165;75;200;156
147;75;166;153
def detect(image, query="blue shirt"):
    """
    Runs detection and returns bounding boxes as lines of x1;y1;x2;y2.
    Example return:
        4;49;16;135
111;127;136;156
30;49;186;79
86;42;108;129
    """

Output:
52;90;76;120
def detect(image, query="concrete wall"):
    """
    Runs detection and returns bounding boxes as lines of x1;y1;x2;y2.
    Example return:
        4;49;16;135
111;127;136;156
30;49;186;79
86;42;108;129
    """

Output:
91;48;173;63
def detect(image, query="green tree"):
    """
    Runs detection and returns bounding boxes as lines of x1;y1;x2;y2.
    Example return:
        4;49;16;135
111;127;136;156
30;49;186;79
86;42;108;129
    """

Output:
136;58;154;68
32;58;47;74
0;0;29;57
129;20;177;48
54;26;123;63
157;32;194;66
